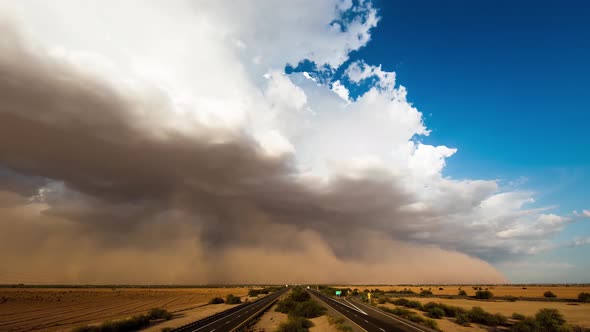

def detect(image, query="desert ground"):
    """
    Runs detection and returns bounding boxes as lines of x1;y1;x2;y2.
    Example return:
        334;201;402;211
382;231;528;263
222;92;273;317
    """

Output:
335;285;590;299
0;287;250;332
408;297;590;328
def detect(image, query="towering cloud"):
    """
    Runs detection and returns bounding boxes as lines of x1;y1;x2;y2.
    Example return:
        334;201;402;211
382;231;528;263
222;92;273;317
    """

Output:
0;1;570;284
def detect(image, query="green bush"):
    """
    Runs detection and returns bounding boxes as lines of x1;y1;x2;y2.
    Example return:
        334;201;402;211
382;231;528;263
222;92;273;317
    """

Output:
510;317;541;332
248;289;260;297
276;298;298;314
291;287;312;302
458;290;467;296
408;314;424;323
72;308;173;332
293;301;326;318
544;291;557;298
392;298;409;306
468;306;505;326
512;312;526;320
475;290;493;299
506;296;518;302
225;294;241;304
422;302;464;318
406;300;423;310
277;316;314;332
420;290;433;296
422;319;439;331
148;308;173;320
455;313;471;326
535;308;566;330
578;292;590;302
208;297;224;304
427;307;445;319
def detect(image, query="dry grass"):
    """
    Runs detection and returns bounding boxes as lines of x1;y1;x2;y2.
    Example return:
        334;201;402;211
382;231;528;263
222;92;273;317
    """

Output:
334;285;590;299
0;287;249;332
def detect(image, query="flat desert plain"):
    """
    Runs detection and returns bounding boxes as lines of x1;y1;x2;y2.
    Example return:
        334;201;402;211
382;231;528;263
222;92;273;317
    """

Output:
0;287;249;332
335;285;590;298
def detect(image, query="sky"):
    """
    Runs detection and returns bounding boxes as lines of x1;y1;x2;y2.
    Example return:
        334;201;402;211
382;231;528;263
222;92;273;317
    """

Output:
0;0;587;284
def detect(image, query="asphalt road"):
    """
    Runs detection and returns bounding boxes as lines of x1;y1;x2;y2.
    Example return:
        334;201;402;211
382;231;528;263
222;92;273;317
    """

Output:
171;287;288;332
308;289;436;332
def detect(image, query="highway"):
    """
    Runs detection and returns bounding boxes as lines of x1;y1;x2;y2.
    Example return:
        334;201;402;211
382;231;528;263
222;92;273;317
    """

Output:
170;287;288;332
308;289;437;332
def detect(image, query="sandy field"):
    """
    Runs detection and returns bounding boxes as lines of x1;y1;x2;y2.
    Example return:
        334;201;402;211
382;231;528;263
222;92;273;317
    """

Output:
309;314;339;332
334;285;590;299
378;303;488;332
0;287;249;332
407;297;590;328
250;303;288;332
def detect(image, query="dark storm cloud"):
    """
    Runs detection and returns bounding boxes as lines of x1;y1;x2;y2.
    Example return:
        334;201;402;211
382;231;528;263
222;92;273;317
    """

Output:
0;20;507;284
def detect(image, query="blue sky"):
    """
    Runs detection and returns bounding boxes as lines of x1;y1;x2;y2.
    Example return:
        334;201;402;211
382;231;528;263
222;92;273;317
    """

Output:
356;0;590;207
348;0;590;281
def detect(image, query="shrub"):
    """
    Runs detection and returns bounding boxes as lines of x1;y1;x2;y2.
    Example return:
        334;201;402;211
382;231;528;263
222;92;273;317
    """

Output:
512;312;526;320
506;296;518;302
208;297;224;304
535;308;566;330
277;316;314;332
458;290;467;296
420;290;433;296
225;294;241;304
406;300;423;310
392;298;409;306
510;317;540;332
578;292;590;302
438;287;444;291
276;298;298;314
378;298;387;304
148;308;173;320
248;289;260;297
468;306;505;326
544;291;557;298
427;307;445;319
455;313;471;326
475;290;493;299
293;301;326;318
408;314;424;323
291;288;311;302
422;319;439;330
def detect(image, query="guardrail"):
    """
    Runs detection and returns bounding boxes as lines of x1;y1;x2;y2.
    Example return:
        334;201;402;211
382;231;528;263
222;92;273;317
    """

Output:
229;297;279;332
169;300;255;332
169;289;286;332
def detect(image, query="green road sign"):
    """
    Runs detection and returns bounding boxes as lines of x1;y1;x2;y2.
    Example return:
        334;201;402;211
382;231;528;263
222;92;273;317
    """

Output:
335;290;342;296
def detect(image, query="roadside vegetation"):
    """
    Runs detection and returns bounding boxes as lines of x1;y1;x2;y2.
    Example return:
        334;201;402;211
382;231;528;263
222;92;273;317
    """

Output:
381;297;590;332
225;294;242;304
208;297;225;304
377;305;440;330
276;287;326;332
248;286;284;297
72;308;173;332
578;292;590;302
327;316;354;332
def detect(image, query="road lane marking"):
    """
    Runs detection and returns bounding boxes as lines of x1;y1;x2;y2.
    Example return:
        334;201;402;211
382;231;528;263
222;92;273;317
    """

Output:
343;298;368;315
189;291;285;332
350;299;427;332
380;328;385;331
